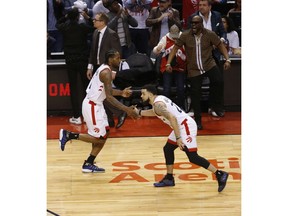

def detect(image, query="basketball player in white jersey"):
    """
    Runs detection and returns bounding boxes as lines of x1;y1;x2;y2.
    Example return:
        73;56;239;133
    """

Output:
134;84;228;192
59;49;140;173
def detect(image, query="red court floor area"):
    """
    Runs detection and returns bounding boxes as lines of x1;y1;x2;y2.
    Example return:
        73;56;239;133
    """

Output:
47;112;241;139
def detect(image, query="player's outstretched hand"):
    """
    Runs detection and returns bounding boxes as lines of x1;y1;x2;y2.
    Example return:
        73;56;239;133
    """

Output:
126;105;140;120
122;86;132;98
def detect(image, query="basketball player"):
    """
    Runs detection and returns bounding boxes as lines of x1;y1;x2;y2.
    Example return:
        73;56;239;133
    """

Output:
59;49;140;173
134;84;228;192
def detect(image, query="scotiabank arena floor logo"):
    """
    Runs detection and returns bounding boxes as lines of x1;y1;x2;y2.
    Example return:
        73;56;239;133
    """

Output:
108;157;241;183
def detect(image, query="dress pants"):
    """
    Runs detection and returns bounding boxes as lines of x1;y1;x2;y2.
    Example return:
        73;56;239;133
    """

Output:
187;66;224;122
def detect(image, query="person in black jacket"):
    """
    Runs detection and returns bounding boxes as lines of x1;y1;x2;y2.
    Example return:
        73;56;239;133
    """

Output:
56;7;95;125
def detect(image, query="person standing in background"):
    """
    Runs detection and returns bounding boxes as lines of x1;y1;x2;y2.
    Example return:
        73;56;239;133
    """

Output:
152;24;186;110
123;0;152;56
221;15;240;56
106;0;138;59
145;0;181;57
56;8;95;125
188;0;227;118
165;15;231;130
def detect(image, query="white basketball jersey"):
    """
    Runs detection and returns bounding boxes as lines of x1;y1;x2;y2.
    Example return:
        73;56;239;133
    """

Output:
85;64;110;103
153;95;189;127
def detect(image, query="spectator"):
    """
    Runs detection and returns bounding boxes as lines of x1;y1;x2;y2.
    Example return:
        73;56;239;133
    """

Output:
123;0;152;56
47;0;65;52
221;15;241;56
153;24;186;109
145;0;181;56
56;8;95;125
188;0;227;64
106;0;138;59
87;12;121;74
165;15;231;130
188;0;227;117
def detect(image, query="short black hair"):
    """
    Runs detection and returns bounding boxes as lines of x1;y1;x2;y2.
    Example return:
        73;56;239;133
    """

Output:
142;84;157;95
104;49;119;64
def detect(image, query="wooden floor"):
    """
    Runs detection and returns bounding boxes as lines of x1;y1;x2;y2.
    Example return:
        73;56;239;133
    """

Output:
47;135;241;216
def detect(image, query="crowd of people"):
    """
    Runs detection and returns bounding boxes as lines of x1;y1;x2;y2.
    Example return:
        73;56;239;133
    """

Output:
47;0;241;129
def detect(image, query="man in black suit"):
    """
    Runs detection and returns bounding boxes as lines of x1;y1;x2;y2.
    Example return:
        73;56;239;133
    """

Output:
87;12;126;128
187;0;227;118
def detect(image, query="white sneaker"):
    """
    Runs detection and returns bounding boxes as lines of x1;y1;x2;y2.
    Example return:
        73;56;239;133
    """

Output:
186;111;194;117
69;117;82;125
208;108;225;117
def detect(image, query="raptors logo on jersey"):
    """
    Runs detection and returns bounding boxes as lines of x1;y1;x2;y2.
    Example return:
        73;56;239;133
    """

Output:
94;127;100;133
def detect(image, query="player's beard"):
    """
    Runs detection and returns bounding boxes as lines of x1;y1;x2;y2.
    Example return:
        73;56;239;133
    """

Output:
141;97;150;106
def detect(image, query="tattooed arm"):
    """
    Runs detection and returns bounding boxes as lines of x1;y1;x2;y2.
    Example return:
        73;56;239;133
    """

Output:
153;102;181;138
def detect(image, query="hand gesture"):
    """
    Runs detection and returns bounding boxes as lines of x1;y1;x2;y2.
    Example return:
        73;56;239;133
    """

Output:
123;7;130;16
121;86;132;98
167;10;173;19
126;105;140;120
159;12;169;21
133;106;141;117
81;10;90;20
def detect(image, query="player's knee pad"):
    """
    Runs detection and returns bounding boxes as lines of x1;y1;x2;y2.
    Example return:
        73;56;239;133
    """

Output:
163;142;178;165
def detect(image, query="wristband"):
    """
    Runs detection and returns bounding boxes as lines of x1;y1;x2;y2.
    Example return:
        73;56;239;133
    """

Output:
165;64;171;67
225;59;231;63
138;109;142;116
87;64;93;70
176;136;181;140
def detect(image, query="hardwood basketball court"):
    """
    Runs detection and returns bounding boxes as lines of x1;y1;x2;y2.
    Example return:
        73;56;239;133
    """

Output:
47;114;241;216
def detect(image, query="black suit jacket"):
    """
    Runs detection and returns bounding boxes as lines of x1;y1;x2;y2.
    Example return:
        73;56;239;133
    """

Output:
88;27;121;66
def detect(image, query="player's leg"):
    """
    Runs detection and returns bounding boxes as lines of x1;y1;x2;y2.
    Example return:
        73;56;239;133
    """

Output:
59;99;109;173
185;150;229;192
154;132;178;187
